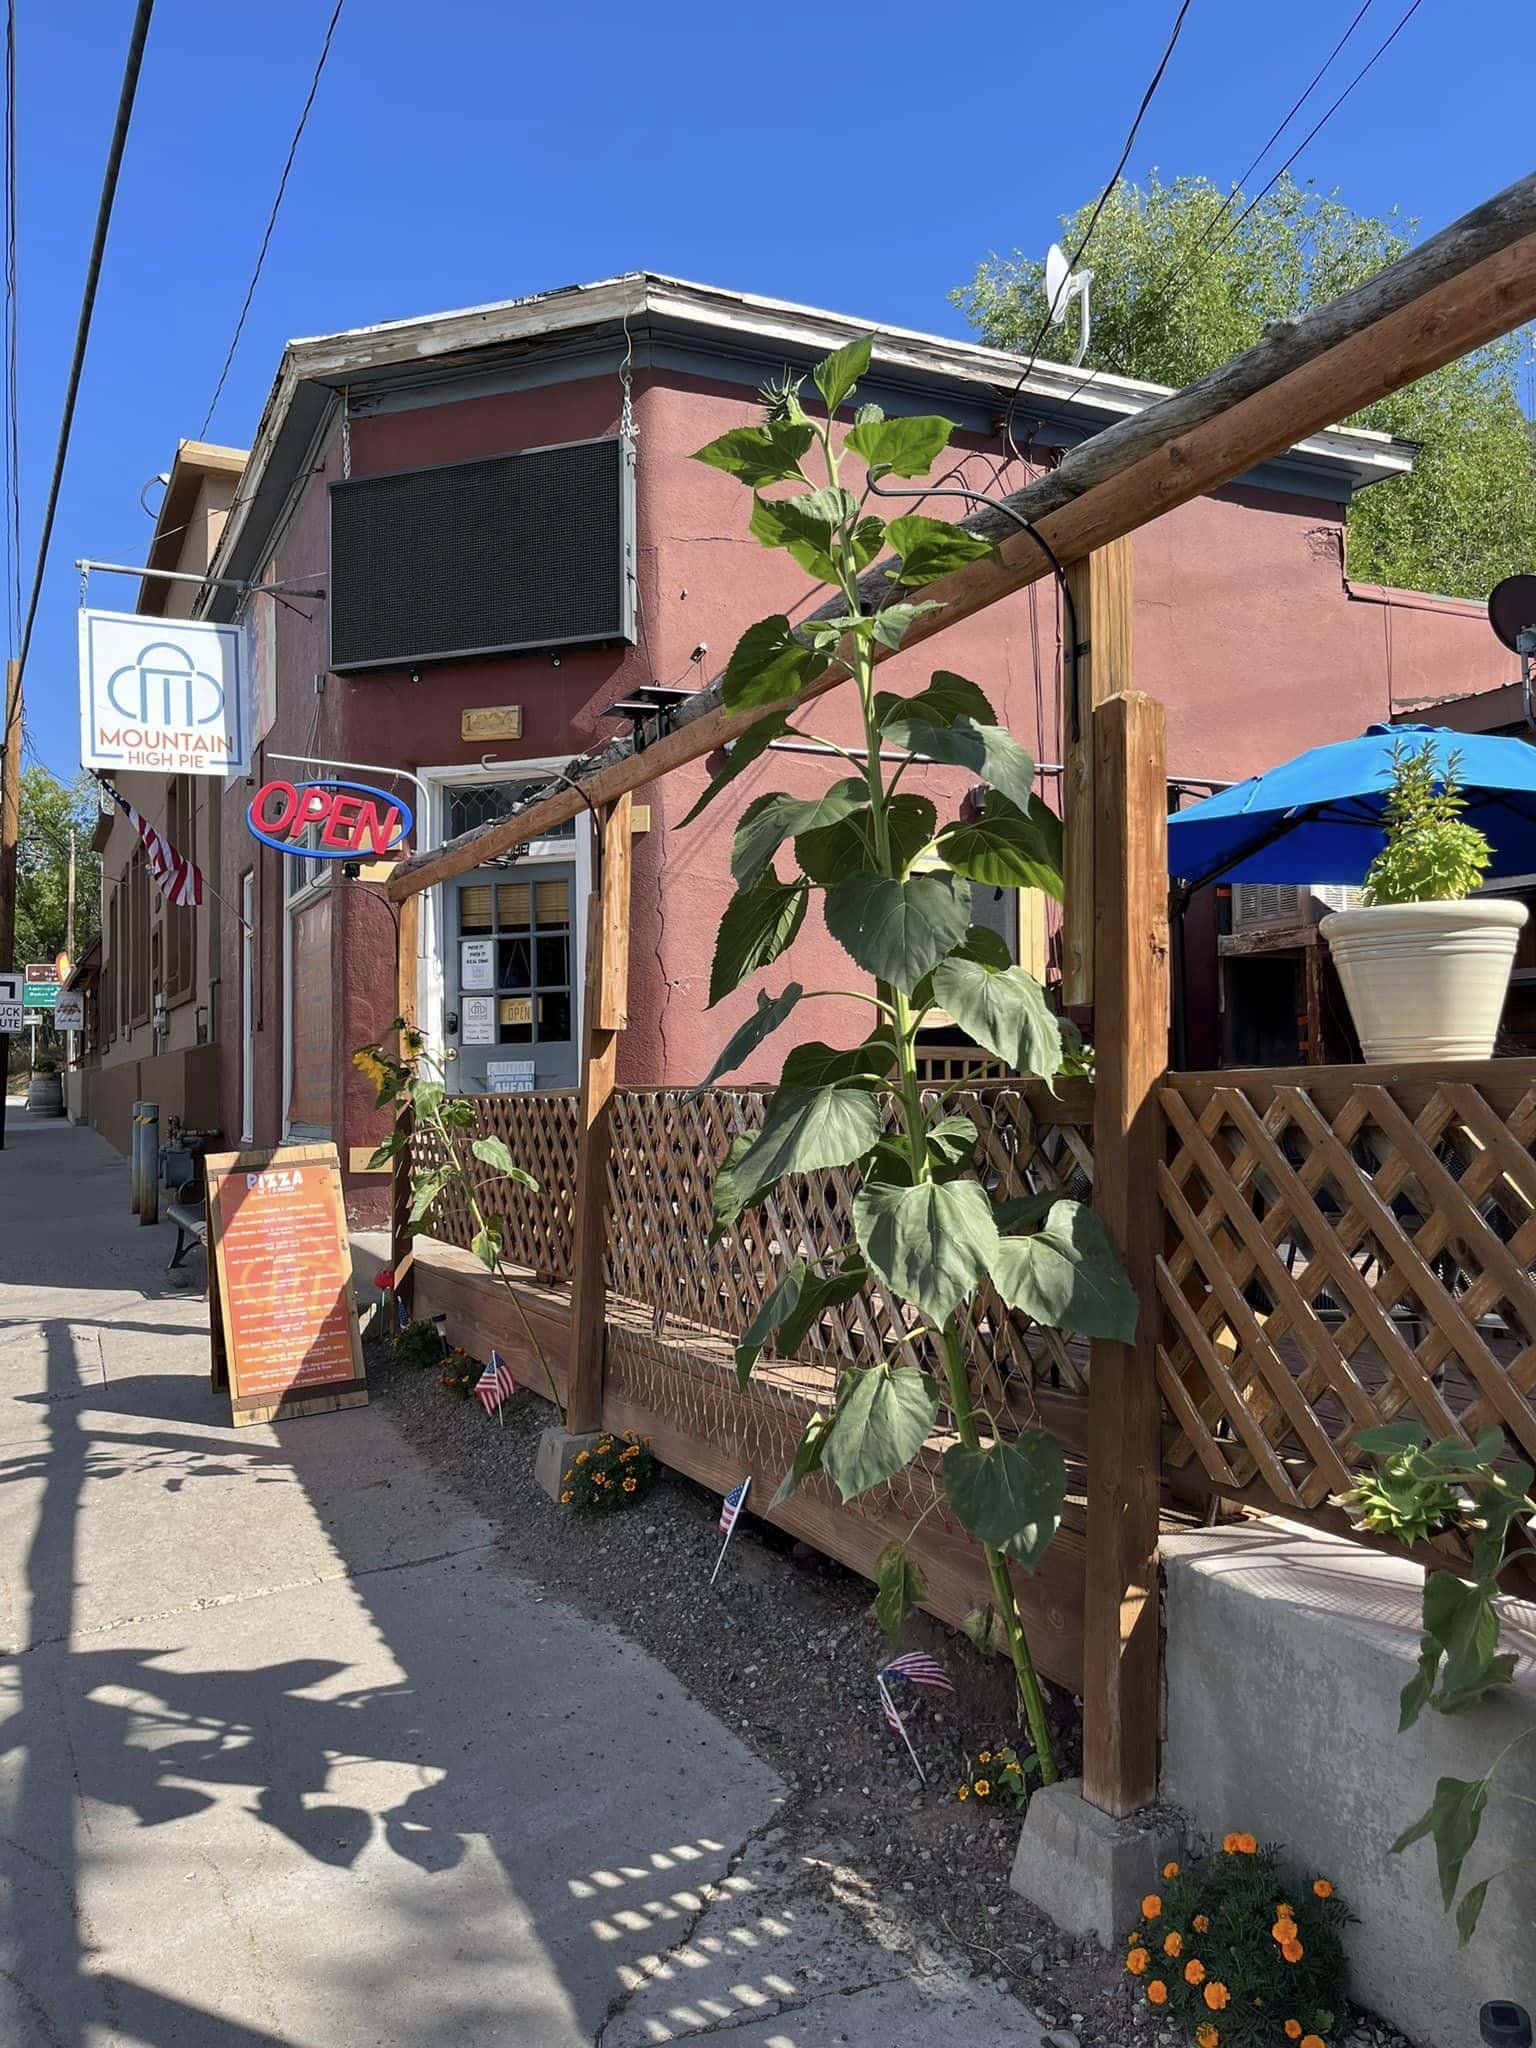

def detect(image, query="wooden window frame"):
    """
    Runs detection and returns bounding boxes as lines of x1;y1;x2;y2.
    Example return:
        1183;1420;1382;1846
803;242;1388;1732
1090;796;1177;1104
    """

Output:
163;777;196;1007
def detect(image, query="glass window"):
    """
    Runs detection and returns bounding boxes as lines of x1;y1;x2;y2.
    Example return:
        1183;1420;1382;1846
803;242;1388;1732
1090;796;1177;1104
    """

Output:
447;780;576;841
454;863;578;1050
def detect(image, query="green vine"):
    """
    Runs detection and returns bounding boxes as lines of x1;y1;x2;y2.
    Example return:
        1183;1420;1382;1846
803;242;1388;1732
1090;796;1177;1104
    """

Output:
1342;1421;1535;1940
689;336;1137;1781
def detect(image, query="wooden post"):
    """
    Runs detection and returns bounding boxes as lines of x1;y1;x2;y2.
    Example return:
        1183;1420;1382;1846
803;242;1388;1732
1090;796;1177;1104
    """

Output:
390;890;420;1320
1060;540;1133;1011
565;793;632;1435
1083;691;1169;1817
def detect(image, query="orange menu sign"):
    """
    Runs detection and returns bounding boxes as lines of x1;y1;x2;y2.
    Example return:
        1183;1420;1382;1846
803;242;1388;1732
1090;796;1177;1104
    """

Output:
206;1143;367;1426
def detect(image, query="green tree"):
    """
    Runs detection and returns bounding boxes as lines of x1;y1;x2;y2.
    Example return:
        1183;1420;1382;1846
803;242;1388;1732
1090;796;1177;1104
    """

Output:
14;767;101;966
953;173;1536;600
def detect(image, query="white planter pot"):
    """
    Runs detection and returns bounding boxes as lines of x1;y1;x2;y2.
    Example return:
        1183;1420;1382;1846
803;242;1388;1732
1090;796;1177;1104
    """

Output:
1319;898;1528;1063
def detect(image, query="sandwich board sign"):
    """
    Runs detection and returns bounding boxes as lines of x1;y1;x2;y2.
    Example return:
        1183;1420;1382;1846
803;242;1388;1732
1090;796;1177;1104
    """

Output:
79;609;251;777
204;1142;367;1426
0;973;20;1034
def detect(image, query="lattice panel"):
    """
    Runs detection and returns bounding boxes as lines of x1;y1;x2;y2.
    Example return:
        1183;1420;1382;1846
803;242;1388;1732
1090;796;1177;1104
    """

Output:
1158;1075;1536;1512
414;1090;579;1280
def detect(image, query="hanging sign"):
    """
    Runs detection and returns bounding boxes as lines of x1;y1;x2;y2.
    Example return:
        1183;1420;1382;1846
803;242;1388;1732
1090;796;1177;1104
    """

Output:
204;1142;367;1426
0;973;20;1034
79;609;251;776
54;989;85;1031
245;779;412;859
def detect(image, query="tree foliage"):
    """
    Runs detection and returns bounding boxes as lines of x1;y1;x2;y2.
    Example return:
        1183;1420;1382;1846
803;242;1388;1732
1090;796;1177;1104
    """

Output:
953;173;1536;601
14;768;101;965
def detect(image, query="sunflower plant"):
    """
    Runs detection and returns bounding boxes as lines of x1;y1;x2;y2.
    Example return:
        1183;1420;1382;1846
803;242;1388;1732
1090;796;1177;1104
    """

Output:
352;1025;564;1422
687;334;1137;1781
1124;1838;1348;2048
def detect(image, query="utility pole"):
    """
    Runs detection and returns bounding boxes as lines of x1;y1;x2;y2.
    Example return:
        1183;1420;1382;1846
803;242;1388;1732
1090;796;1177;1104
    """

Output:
0;658;21;1150
65;827;78;1068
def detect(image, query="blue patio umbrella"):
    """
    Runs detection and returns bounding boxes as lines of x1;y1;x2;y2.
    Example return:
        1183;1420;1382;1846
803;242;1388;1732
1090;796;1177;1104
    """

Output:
1167;723;1536;890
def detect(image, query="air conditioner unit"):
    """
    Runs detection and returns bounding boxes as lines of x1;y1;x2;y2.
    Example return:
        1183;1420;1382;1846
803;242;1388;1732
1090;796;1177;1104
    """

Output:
1231;883;1360;932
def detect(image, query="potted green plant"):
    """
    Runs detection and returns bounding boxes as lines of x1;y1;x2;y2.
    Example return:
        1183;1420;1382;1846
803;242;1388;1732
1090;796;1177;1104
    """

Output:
1321;738;1526;1061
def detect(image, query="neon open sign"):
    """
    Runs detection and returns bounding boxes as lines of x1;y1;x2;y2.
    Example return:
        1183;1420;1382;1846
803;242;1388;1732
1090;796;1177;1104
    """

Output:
245;778;413;859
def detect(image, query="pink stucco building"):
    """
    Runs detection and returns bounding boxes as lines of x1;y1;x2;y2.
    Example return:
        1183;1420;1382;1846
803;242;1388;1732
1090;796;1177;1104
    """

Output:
86;274;1510;1214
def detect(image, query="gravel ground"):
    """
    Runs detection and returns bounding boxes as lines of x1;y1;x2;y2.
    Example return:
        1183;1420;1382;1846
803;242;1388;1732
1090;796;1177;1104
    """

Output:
369;1335;1414;2048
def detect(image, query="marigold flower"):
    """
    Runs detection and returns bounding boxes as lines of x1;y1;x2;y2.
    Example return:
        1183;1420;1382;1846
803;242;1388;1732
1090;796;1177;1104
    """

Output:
1192;1914;1209;1933
1313;1878;1333;1899
1126;1948;1150;1977
1221;1833;1240;1854
575;1451;589;1465
979;1751;992;1764
1162;1931;1183;1958
1146;1981;1168;2007
1196;2027;1220;2048
1140;1895;1162;1919
1163;1860;1181;1880
974;1780;991;1798
622;1477;638;1493
1204;1982;1231;2012
1234;1833;1258;1855
1301;2037;1325;2048
1184;1959;1206;1987
957;1787;970;1802
559;1490;573;1504
1284;2025;1303;2042
1272;1919;1295;1943
1282;1938;1304;1964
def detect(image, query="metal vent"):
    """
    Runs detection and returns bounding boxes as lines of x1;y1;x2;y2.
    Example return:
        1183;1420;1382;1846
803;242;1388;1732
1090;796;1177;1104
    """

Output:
328;435;633;673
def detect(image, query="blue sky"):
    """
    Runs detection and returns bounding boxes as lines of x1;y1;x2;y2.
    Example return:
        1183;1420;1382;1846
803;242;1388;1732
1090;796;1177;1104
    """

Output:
16;0;1535;775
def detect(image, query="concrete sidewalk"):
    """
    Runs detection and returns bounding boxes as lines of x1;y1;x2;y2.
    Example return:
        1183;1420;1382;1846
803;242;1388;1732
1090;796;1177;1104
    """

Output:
0;1116;1049;2046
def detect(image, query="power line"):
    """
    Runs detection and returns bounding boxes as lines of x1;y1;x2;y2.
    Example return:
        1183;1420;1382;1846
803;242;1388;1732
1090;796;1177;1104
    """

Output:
13;0;156;697
1002;0;1195;461
197;0;346;441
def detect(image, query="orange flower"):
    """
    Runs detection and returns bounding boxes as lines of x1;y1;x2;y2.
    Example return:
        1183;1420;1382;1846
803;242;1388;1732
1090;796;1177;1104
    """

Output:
1272;1918;1296;1943
1192;1913;1210;1933
1146;1981;1169;2007
1126;1948;1150;1977
1184;1959;1207;1987
1282;1938;1305;1964
1313;1878;1333;1899
1140;1895;1162;1920
1163;1932;1183;1959
1162;1860;1181;1880
1284;2026;1303;2042
1301;2038;1326;2048
1221;1833;1240;1854
1204;1982;1231;2012
1196;2028;1220;2048
1234;1833;1258;1855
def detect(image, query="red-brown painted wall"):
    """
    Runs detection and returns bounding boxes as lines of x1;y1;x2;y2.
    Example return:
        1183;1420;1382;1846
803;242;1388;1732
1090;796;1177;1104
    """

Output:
219;359;1511;1216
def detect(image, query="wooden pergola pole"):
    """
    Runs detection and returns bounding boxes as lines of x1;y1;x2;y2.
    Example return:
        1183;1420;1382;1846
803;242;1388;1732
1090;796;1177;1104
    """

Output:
1082;691;1170;1816
1060;540;1134;1012
564;794;632;1435
389;890;420;1320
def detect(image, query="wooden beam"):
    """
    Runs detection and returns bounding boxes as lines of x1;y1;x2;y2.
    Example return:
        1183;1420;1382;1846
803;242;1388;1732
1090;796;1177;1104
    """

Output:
388;173;1536;902
1061;540;1134;1009
389;890;420;1317
565;795;632;1434
1083;691;1169;1817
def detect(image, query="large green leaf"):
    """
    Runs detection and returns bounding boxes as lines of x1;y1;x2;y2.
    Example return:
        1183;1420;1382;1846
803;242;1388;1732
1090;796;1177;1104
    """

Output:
734;1259;807;1386
925;1114;977;1171
708;872;808;1007
774;1252;868;1357
824;870;970;993
929;954;1062;1077
936;792;1064;898
470;1215;503;1273
749;491;883;583
885;514;996;588
408;1166;452;1224
992;1200;1138;1341
1390;1774;1490;1911
822;1364;939;1501
771;1408;834;1506
678;707;795;828
470;1136;540;1189
690;983;803;1096
709;1134;774;1244
731;781;865;888
780;1030;896;1090
875;670;997;731
814;333;872;411
693;421;815;487
874;1540;928;1646
853;1177;999;1323
1455;1877;1492;1946
942;1432;1067;1569
796;795;936;883
733;1083;886;1190
721;615;830;711
882;714;1038;811
870;600;943;651
845;413;953;478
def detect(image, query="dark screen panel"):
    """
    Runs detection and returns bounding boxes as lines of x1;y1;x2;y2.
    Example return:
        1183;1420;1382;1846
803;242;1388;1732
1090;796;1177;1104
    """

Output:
329;436;629;671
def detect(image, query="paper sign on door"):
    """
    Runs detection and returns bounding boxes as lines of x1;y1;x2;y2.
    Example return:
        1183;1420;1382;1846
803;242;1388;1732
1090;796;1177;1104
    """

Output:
460;938;494;990
461;995;495;1044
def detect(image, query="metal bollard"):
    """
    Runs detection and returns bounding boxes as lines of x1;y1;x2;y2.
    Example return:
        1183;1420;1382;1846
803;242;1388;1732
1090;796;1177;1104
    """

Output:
129;1101;144;1215
138;1103;159;1226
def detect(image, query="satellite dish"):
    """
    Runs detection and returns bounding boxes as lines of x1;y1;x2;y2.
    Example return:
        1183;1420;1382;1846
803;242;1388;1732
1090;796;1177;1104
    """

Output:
1042;243;1094;366
1488;574;1536;653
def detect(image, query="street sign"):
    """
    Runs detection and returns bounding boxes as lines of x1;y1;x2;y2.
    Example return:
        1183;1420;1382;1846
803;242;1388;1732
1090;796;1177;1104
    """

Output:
23;984;57;1011
0;972;20;1035
79;608;252;777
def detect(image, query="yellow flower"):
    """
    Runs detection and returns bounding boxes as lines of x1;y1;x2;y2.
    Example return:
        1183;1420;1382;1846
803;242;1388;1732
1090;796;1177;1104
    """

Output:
957;1786;969;1801
1163;1860;1181;1880
351;1048;388;1088
575;1450;589;1464
622;1477;638;1493
974;1780;991;1798
1126;1948;1150;1978
1313;1878;1333;1899
1140;1895;1162;1920
1162;1931;1183;1958
979;1751;992;1764
1146;1981;1168;2007
1196;2028;1219;2048
559;1491;573;1504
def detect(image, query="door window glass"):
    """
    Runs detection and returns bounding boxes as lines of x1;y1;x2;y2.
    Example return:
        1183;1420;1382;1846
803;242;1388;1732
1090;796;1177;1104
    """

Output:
456;869;575;1047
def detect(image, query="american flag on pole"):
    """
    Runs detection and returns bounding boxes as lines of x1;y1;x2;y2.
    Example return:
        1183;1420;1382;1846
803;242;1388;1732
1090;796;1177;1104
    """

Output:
474;1349;516;1417
112;788;203;908
719;1477;750;1536
877;1651;953;1784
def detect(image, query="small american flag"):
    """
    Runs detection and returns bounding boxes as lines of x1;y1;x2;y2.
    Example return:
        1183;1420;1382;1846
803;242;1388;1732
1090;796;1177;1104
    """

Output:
112;789;203;908
396;1296;410;1331
474;1349;516;1416
879;1651;954;1700
719;1477;750;1535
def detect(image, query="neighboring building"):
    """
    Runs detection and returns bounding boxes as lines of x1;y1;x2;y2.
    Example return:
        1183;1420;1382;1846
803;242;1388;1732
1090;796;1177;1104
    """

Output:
79;440;246;1151
93;273;1509;1215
